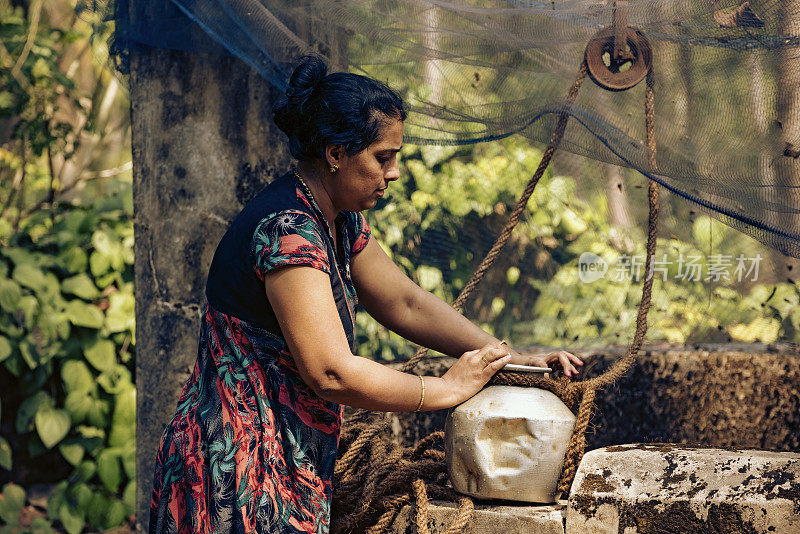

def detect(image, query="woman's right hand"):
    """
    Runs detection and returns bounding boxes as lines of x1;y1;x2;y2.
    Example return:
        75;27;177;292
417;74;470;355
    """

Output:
441;341;512;406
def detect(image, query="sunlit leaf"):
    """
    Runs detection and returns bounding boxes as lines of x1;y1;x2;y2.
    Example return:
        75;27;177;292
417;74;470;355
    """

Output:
61;273;99;300
58;503;85;534
64;300;103;328
83;338;115;371
0;279;23;313
61;360;95;395
16;392;52;434
12;263;48;292
109;388;135;447
35;407;71;449
58;441;84;466
97;449;122;493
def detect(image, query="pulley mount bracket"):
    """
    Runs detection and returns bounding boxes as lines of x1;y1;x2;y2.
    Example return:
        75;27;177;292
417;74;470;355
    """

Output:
585;2;652;91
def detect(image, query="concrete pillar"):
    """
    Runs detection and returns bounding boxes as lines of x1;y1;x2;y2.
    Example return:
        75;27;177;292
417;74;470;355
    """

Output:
129;43;289;531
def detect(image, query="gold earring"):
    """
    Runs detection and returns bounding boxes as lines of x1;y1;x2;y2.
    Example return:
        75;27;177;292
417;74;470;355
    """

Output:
330;164;338;173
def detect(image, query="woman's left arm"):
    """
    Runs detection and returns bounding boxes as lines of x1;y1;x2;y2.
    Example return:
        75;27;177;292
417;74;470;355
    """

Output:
351;238;583;375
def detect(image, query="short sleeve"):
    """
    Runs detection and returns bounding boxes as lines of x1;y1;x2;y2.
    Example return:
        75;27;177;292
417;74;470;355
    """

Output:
350;212;371;255
251;210;330;281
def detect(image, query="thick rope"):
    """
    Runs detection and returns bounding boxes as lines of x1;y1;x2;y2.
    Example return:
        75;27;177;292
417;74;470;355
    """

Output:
332;63;660;534
400;60;589;374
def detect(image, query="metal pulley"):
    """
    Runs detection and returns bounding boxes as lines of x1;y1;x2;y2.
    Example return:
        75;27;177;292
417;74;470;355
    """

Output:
585;1;652;91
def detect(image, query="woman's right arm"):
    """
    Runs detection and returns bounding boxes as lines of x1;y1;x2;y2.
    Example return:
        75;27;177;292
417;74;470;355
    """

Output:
263;265;510;411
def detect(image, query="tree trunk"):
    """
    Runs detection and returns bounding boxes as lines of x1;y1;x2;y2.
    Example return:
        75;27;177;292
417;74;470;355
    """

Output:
130;43;290;531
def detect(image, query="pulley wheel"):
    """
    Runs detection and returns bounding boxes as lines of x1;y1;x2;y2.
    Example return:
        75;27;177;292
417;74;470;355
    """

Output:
585;25;652;91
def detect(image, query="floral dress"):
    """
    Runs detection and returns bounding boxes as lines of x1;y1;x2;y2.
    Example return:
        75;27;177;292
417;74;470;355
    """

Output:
149;171;370;533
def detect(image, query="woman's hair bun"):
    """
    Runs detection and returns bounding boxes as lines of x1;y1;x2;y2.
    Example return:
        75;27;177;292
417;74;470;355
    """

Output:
273;54;406;161
274;55;328;137
286;55;327;107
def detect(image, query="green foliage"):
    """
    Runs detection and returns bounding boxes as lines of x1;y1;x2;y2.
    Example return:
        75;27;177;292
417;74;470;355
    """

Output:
0;2;132;529
357;139;800;361
0;195;135;532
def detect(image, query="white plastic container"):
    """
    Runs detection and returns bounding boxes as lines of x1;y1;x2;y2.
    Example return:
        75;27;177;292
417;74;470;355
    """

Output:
444;385;576;503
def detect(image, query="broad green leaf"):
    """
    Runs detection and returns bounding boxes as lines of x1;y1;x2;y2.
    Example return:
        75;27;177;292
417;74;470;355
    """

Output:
1;248;36;267
16;392;52;434
35;407;71;449
104;290;134;333
0;438;11;471
89;251;110;277
58;442;84;466
121;444;135;479
57;248;88;274
68;483;92;511
109;389;135;447
61;360;95;395
97;450;122;493
58;504;85;534
0;337;11;363
122;481;135;509
105;499;128;529
64;392;92;423
87;492;109;529
12;263;48;293
0;483;25;525
86;397;110;428
64;300;104;329
83;339;115;371
0;279;22;313
61;274;99;300
17;295;39;328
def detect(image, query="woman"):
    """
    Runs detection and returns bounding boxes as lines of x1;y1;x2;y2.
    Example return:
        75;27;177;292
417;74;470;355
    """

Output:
149;55;583;533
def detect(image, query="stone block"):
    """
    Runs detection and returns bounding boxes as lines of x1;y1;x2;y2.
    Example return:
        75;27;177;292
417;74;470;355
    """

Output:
391;499;565;534
566;444;800;533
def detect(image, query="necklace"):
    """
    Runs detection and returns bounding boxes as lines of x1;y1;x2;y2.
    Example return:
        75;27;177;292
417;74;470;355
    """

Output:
291;167;316;204
292;169;349;277
292;167;339;239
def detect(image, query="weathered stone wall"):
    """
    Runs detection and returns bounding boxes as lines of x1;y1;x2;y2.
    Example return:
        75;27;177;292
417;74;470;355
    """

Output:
583;343;800;451
356;343;800;453
130;45;289;530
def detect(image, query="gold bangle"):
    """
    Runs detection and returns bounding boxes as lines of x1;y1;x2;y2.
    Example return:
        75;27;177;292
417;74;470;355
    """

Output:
414;375;425;412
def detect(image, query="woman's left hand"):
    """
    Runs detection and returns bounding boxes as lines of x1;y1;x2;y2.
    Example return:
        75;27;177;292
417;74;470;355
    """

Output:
507;347;584;378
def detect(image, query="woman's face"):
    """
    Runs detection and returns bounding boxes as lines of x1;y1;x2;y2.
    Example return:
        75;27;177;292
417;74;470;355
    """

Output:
327;118;403;212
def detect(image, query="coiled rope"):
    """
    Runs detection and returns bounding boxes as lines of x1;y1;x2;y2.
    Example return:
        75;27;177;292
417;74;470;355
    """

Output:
332;60;660;534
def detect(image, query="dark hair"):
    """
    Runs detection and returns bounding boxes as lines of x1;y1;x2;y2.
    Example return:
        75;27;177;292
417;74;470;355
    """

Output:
273;55;406;161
